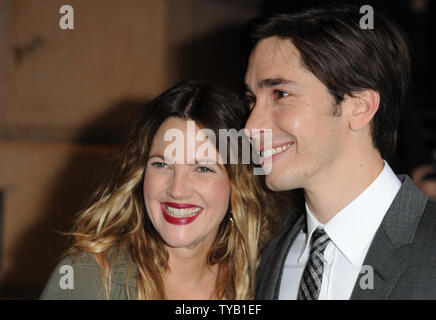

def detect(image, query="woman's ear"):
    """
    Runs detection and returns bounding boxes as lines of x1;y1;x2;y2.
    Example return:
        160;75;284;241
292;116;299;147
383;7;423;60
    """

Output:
348;89;380;132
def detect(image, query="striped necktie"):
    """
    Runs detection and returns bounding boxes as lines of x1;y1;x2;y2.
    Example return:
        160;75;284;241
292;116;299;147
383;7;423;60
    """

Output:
297;228;331;300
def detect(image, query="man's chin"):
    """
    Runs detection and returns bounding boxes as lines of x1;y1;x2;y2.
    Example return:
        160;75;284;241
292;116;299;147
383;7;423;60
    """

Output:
265;171;302;191
266;176;291;191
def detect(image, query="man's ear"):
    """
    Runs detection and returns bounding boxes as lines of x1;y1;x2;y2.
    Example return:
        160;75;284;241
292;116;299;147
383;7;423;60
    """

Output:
348;89;380;131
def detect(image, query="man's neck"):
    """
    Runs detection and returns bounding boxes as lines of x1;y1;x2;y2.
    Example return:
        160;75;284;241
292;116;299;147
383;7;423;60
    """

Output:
303;152;385;224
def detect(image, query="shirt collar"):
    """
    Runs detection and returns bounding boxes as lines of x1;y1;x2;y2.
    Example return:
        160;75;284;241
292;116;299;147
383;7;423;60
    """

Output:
299;161;401;266
298;205;324;264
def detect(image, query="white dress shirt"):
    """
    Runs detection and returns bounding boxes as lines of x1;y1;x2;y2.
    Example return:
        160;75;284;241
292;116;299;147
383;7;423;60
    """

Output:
279;161;402;300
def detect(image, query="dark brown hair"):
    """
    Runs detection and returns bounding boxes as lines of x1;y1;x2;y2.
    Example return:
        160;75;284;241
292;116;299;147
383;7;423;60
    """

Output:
243;1;411;159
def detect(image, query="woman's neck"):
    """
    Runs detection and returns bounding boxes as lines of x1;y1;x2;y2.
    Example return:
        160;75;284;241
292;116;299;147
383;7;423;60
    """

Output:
165;244;218;299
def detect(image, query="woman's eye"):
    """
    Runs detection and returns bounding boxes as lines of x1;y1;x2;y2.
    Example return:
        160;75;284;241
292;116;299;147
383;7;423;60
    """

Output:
273;90;290;99
151;162;168;168
197;166;214;173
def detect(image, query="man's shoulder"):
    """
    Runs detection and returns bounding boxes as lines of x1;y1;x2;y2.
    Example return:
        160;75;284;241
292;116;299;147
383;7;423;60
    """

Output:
424;196;436;211
416;197;436;237
391;174;436;246
395;174;434;219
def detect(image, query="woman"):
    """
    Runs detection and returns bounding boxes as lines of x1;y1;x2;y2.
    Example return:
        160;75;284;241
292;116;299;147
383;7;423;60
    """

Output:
40;80;282;300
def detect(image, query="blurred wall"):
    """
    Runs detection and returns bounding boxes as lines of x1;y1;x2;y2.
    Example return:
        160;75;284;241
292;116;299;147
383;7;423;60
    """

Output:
0;0;258;298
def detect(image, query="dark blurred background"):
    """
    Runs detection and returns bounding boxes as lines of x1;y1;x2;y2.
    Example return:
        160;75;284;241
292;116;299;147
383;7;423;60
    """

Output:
0;0;434;299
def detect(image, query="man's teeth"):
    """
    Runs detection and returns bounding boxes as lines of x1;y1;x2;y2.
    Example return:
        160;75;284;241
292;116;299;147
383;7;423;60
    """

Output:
165;206;201;218
261;143;293;158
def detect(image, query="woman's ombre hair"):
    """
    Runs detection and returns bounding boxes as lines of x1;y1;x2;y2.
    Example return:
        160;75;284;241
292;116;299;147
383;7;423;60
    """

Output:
64;80;282;299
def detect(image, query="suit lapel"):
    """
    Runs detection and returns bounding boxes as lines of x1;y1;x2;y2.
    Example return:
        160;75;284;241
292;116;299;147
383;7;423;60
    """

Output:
350;226;407;299
256;213;305;299
351;175;429;300
271;215;305;299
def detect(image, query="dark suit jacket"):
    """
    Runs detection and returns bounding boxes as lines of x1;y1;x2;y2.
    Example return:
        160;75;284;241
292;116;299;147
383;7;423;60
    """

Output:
256;175;436;300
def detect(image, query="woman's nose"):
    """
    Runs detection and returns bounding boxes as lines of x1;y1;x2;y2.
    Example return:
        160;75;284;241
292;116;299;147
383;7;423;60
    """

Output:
167;167;192;199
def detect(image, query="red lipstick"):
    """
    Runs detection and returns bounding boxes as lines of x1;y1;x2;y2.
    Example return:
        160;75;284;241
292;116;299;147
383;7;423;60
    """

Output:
160;202;203;225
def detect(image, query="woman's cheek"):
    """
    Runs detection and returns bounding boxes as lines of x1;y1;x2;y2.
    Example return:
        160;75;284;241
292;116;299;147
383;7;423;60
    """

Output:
199;176;231;209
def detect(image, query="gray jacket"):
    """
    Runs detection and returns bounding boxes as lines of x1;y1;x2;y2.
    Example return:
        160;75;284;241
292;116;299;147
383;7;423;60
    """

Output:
256;175;436;300
40;249;137;300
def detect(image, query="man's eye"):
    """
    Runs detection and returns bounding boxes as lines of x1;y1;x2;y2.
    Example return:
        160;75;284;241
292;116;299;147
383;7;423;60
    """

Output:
273;90;290;99
244;94;256;108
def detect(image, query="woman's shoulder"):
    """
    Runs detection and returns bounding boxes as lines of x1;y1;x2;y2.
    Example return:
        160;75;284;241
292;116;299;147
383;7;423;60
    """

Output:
39;248;137;300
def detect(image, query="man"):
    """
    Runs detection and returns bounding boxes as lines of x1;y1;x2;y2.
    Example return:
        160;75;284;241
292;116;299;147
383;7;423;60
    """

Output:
243;2;436;299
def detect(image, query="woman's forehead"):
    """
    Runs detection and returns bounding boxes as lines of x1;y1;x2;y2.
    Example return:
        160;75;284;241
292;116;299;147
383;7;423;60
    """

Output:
150;117;223;164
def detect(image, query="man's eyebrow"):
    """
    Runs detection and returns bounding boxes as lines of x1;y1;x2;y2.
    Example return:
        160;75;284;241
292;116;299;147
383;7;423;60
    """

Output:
258;78;296;89
244;78;296;93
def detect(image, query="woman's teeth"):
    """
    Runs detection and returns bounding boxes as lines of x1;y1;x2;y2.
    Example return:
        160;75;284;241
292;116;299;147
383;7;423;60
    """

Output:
165;206;201;218
261;143;293;158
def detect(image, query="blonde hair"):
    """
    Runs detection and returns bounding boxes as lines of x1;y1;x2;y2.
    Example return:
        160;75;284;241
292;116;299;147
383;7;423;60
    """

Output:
63;81;282;299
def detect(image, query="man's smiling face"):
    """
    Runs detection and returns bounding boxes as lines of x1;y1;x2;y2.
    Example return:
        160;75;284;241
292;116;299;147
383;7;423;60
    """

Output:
244;36;349;191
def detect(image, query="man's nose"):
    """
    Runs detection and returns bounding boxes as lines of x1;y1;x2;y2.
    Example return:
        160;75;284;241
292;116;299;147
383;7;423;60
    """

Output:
167;167;192;199
245;98;273;145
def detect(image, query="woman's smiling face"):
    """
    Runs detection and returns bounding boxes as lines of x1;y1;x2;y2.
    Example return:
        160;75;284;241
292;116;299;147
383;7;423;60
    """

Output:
143;117;231;250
